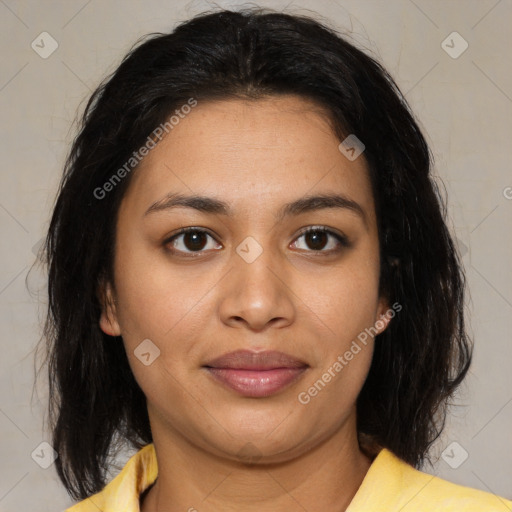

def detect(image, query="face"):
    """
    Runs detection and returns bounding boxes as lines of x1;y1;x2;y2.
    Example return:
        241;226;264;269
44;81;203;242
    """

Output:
100;95;391;463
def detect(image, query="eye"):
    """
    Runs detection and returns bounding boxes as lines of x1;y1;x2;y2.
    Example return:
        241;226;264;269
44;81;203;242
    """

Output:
164;226;349;258
291;226;349;254
164;227;222;256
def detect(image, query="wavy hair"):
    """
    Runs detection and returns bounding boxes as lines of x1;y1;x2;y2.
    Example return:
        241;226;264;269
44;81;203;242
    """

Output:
39;7;472;500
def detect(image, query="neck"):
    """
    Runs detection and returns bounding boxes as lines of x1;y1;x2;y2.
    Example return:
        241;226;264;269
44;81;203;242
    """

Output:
141;413;373;512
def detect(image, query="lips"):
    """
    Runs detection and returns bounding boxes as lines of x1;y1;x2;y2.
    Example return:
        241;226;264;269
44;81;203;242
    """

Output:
205;349;307;370
203;349;308;398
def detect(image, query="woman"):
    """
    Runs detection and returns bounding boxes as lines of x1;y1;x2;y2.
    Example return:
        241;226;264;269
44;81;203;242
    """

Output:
41;7;511;511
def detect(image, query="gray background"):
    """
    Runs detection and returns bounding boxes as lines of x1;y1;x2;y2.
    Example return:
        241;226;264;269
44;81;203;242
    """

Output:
1;0;511;510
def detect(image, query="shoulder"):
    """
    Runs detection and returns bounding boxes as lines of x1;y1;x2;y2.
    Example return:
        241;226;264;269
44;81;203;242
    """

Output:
64;443;158;512
348;448;512;512
402;464;512;511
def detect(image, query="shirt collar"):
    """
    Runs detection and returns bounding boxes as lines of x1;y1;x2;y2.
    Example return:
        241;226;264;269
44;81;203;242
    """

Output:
75;443;158;512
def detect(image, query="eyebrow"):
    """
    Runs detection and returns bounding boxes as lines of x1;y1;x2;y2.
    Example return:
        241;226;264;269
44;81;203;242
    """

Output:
144;192;368;228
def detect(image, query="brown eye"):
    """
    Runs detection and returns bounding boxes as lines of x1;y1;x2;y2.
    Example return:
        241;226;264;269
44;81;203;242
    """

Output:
165;228;222;256
304;230;328;250
181;230;208;251
292;227;349;253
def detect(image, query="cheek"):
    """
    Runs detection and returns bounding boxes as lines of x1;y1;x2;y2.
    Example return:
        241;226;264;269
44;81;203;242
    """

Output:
294;270;379;414
291;253;380;398
112;240;210;372
113;253;210;412
295;251;381;341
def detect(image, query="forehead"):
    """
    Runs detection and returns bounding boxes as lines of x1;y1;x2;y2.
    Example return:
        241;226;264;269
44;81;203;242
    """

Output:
121;95;375;222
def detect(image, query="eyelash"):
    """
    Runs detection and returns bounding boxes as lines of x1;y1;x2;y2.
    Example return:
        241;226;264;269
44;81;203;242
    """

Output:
163;226;350;257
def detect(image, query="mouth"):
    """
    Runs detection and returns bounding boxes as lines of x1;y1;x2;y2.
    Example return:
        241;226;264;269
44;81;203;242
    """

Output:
202;349;309;398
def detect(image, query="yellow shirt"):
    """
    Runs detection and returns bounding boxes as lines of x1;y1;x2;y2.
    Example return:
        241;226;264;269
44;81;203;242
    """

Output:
65;443;512;511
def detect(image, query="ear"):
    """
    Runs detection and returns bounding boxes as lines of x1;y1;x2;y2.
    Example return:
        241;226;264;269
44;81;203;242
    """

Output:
97;278;121;337
374;296;393;336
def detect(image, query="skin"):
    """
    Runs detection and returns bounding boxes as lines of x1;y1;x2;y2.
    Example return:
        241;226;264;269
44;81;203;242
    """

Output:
99;95;392;512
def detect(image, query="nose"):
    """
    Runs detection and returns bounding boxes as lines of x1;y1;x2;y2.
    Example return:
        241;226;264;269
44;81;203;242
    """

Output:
217;240;296;332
